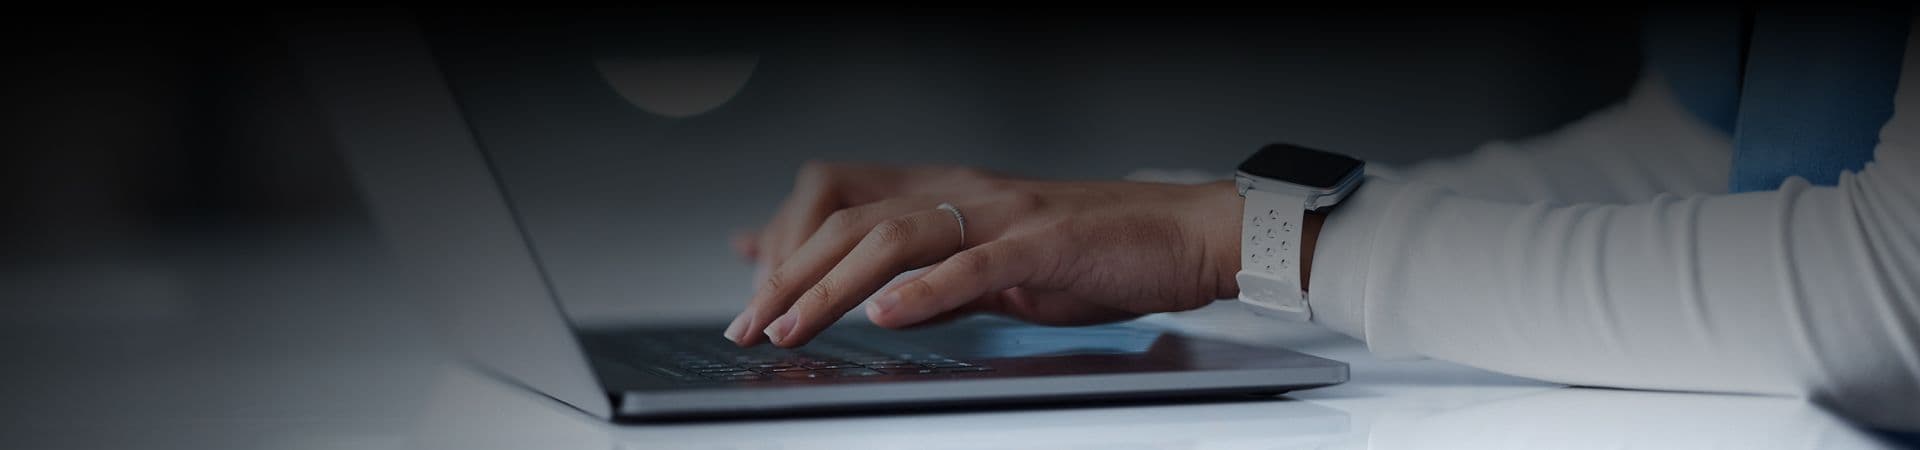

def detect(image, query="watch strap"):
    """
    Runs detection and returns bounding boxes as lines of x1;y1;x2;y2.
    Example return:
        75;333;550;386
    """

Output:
1237;188;1311;321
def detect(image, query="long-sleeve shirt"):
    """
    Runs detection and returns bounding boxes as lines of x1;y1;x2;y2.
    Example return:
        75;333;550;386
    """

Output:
1307;19;1920;431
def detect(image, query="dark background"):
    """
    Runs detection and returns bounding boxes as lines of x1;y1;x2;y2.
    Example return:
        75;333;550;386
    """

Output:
1;9;1640;322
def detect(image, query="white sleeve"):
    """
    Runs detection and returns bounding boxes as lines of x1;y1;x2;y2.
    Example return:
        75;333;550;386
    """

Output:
1372;73;1733;204
1306;23;1920;431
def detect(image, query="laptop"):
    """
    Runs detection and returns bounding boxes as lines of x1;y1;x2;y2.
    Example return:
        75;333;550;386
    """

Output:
285;13;1347;421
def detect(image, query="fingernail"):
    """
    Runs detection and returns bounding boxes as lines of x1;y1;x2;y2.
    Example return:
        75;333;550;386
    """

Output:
864;301;886;321
869;291;901;314
723;313;749;343
764;313;797;346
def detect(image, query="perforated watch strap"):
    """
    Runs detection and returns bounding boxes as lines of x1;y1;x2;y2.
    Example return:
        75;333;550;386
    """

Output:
1238;189;1311;321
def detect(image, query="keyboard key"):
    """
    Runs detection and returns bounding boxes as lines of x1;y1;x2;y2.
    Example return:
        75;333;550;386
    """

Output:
776;371;826;380
706;373;766;382
647;366;707;382
826;368;885;377
618;332;986;382
701;370;759;378
875;367;939;375
864;363;922;370
936;366;994;374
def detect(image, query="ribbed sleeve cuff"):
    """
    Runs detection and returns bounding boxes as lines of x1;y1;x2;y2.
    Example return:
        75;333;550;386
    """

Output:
1307;175;1402;348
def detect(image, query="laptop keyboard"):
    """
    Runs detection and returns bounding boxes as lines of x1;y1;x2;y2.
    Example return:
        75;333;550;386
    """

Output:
613;331;993;383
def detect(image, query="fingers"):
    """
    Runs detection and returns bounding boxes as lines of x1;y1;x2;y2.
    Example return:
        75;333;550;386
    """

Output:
734;198;925;345
758;207;965;347
754;179;834;288
750;162;912;287
878;295;995;329
863;239;1046;329
728;197;949;346
748;163;999;282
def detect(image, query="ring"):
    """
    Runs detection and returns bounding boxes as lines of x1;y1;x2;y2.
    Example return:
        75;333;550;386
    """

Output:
936;203;966;248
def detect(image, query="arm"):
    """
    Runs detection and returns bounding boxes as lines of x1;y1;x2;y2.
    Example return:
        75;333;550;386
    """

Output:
1128;72;1735;204
1375;73;1733;204
1302;24;1920;431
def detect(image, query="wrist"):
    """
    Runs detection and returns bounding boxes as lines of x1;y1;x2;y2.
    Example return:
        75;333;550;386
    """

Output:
1201;182;1326;300
1301;211;1325;292
1194;181;1244;300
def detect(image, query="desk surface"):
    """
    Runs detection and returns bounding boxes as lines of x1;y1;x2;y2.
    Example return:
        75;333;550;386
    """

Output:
2;233;1900;450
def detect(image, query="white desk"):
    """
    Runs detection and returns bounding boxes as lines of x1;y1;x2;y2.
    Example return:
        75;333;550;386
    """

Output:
1;232;1898;449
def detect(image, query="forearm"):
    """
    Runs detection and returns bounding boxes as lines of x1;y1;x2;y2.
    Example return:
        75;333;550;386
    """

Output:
1290;31;1920;431
1309;166;1920;428
1378;73;1733;204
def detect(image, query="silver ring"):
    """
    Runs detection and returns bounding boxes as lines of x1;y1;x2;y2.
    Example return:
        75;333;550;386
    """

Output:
936;203;966;247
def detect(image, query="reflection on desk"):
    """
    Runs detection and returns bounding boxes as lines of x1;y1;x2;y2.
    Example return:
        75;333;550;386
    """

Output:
6;233;1897;450
413;346;1888;450
1365;388;1881;449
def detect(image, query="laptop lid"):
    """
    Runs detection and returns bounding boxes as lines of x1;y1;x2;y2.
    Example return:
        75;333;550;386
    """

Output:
284;12;612;419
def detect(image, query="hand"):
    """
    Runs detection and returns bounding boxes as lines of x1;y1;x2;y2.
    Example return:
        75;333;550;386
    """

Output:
724;161;1247;348
728;162;1005;281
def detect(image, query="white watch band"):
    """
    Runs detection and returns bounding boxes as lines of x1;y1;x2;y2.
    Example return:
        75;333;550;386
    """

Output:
1237;188;1311;321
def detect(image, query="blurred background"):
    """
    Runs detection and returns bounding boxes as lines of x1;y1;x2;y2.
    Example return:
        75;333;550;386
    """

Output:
2;8;1640;324
0;9;1671;449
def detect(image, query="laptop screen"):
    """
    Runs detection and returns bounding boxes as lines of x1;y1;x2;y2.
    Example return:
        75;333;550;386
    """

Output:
415;10;1636;326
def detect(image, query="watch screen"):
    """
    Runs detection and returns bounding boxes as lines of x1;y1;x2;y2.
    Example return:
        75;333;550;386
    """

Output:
1237;143;1364;189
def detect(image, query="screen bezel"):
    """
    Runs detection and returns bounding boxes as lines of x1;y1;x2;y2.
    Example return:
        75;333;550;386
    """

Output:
1236;144;1365;190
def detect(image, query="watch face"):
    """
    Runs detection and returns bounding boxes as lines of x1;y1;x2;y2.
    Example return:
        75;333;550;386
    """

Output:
1237;144;1364;189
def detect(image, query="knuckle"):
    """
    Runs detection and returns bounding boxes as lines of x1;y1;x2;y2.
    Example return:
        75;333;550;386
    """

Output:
823;208;864;233
868;217;918;247
1002;190;1044;212
901;277;938;304
760;271;793;297
950;249;993;278
883;276;936;313
801;278;837;309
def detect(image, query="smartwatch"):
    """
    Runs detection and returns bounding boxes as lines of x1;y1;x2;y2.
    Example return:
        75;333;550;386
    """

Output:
1234;143;1365;321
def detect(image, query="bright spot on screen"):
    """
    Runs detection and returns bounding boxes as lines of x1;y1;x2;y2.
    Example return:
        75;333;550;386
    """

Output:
594;54;758;118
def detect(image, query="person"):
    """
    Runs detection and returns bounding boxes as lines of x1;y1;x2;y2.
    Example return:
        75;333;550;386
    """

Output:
721;9;1919;431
